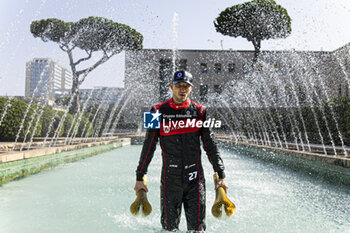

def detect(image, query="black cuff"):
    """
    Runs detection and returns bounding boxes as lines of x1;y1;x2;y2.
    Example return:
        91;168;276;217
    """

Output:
136;173;144;181
217;171;226;179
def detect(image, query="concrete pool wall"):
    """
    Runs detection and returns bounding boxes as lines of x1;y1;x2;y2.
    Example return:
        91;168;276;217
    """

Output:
218;138;350;186
0;138;130;186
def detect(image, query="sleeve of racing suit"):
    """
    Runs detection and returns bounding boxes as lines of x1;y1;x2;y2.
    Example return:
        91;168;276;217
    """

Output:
200;110;226;179
135;110;160;181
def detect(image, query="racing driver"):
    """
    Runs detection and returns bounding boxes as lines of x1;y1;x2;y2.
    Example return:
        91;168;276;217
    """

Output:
134;70;227;232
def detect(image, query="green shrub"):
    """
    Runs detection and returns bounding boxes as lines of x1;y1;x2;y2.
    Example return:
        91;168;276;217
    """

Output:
0;97;95;142
56;111;74;137
0;97;42;141
76;115;93;137
41;108;63;138
242;97;350;146
55;112;94;138
321;97;350;145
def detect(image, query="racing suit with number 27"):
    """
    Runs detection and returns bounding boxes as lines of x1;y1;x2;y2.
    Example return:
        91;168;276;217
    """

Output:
136;98;225;232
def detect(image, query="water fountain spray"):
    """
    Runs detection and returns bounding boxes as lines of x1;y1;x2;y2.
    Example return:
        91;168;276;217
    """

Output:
12;63;49;151
172;12;179;75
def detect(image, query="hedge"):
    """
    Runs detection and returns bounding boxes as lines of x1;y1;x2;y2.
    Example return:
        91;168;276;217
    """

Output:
242;97;350;146
0;97;41;141
0;97;93;142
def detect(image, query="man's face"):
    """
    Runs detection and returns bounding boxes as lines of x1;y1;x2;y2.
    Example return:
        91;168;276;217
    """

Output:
170;82;193;104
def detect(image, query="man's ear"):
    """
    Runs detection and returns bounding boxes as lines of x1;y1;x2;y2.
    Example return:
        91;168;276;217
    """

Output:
169;83;173;90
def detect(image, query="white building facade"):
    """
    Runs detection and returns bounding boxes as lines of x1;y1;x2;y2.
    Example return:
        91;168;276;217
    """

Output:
25;58;72;99
123;45;350;123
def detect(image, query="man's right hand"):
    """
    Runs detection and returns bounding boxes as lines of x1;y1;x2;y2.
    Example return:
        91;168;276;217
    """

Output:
134;181;148;194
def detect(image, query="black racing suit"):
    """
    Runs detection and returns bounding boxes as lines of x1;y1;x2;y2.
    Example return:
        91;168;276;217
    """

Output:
136;98;225;232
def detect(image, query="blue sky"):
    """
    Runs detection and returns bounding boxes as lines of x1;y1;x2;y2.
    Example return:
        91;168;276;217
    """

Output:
0;0;349;96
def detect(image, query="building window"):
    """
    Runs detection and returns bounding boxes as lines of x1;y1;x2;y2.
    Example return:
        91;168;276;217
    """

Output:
242;64;249;73
176;59;187;70
200;63;208;73
214;85;222;94
214;63;222;73
228;63;235;73
159;59;172;102
200;84;208;102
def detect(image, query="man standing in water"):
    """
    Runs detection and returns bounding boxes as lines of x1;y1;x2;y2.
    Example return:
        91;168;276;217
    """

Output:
134;70;227;232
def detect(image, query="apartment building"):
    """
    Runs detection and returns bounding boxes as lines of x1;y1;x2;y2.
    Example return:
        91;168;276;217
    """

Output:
25;58;72;99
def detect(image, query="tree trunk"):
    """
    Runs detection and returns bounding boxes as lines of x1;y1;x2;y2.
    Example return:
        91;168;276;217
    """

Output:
252;39;261;63
69;76;80;115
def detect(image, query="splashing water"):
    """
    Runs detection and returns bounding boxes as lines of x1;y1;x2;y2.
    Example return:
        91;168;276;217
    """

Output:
67;88;95;145
12;63;49;150
172;12;179;75
0;97;13;127
42;110;59;147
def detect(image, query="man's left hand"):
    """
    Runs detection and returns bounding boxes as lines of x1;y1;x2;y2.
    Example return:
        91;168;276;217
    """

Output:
215;178;228;193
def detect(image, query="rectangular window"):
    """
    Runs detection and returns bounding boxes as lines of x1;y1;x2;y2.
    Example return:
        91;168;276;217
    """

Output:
159;59;172;101
176;59;187;70
228;63;235;73
200;84;208;102
200;63;208;73
214;63;222;73
242;64;249;73
214;85;222;94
